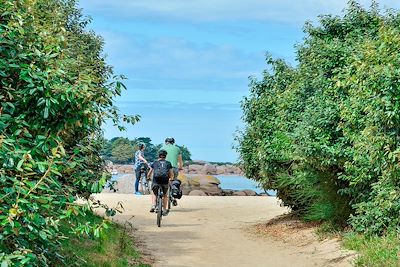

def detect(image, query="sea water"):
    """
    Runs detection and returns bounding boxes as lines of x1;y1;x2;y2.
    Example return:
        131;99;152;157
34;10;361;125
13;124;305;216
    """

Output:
216;175;276;196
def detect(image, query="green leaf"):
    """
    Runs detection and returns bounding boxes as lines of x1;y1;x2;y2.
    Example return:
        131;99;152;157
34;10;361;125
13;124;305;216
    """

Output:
39;231;47;240
43;107;49;119
37;162;47;173
16;159;24;171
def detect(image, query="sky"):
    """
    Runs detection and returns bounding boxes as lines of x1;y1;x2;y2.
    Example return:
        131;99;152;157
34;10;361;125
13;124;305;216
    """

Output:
79;0;400;162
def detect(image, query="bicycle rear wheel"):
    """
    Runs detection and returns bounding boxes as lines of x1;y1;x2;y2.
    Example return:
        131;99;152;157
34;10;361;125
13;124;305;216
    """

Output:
139;173;146;194
157;190;163;227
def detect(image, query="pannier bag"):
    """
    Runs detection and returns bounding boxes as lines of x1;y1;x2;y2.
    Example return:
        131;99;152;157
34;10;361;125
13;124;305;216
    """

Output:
171;179;183;199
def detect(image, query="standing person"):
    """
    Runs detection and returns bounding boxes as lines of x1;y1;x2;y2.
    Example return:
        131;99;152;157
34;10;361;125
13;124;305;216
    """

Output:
161;137;183;179
134;143;149;195
148;149;173;215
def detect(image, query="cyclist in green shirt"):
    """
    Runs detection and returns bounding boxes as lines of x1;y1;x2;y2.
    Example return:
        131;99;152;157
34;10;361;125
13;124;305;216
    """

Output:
161;137;183;179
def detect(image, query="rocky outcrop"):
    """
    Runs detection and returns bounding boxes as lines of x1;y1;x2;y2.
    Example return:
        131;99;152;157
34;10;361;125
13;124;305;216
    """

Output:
183;162;243;175
106;161;243;176
178;174;260;196
101;172;262;197
179;174;223;196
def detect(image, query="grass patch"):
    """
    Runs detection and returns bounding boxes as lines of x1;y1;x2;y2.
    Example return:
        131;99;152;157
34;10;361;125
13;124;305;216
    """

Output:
343;232;400;267
57;212;151;267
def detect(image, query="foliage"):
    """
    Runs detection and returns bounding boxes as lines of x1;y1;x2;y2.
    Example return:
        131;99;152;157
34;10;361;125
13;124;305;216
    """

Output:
110;137;135;164
237;1;400;233
177;145;192;162
0;0;138;265
58;212;150;267
101;137;192;164
343;232;400;266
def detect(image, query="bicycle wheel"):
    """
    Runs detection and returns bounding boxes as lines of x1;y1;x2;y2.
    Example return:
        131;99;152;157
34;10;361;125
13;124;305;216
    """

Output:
139;173;145;194
144;179;151;195
157;189;163;227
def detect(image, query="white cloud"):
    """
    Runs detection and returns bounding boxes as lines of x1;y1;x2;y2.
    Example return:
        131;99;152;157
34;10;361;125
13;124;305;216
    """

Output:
99;30;265;85
80;0;400;24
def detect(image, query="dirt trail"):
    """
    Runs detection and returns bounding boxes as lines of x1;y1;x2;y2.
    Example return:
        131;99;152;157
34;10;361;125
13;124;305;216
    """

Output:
95;193;354;267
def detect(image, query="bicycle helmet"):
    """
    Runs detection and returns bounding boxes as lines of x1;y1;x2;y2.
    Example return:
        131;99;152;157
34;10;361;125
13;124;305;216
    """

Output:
165;137;175;144
158;149;168;158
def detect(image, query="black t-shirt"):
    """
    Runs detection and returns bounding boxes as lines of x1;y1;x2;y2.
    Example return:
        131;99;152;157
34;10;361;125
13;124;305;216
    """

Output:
150;159;172;184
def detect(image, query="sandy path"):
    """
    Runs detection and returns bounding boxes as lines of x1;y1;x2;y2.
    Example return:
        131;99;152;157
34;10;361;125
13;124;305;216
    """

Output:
94;193;353;267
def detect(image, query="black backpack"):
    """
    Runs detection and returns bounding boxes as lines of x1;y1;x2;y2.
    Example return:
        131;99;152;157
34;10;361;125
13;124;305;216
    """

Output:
171;179;183;199
153;160;170;184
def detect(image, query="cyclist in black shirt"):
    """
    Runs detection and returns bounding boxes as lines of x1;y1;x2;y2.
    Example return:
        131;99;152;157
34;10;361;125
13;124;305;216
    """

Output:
147;150;173;216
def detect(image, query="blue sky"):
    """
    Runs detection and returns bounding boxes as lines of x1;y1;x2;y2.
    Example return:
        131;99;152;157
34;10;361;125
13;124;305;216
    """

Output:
79;0;400;162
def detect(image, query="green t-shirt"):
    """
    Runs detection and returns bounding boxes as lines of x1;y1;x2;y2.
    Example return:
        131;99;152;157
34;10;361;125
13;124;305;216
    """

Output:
161;144;181;168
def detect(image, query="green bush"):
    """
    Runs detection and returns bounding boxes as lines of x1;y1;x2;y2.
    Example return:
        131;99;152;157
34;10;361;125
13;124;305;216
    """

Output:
0;0;138;265
237;1;400;232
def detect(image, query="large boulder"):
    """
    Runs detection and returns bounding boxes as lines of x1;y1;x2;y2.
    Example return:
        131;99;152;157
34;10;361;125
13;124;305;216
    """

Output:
177;173;193;195
200;185;222;196
178;174;222;196
189;175;220;185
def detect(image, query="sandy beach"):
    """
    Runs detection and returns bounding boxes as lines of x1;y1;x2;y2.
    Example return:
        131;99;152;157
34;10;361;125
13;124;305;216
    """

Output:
94;193;355;267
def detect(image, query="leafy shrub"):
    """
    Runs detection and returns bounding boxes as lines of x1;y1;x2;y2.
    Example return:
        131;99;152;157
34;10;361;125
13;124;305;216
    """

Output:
237;1;400;233
0;0;138;265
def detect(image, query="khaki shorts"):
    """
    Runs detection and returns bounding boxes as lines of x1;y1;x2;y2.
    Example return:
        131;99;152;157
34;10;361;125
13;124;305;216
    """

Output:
152;183;168;195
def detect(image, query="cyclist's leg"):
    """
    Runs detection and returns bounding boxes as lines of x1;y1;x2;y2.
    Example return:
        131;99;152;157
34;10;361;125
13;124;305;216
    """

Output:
150;183;158;212
161;184;170;215
161;184;168;209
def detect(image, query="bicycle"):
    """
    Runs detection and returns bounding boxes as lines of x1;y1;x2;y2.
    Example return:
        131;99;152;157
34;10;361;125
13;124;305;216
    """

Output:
155;186;164;227
139;165;151;195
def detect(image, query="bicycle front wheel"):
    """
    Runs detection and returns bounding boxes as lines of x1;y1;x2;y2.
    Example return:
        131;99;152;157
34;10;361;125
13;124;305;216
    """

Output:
157;194;162;227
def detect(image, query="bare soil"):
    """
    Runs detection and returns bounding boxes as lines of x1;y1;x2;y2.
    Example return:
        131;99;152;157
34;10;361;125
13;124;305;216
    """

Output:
94;193;356;267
